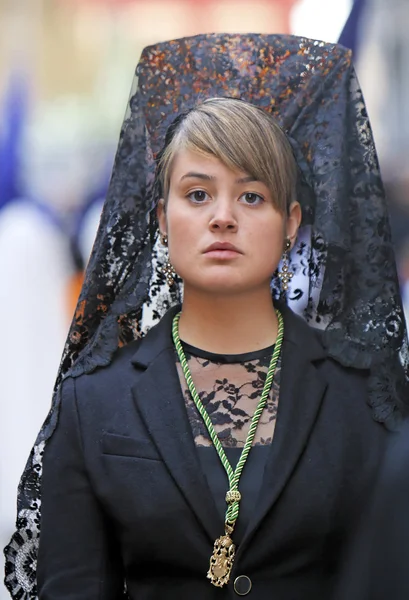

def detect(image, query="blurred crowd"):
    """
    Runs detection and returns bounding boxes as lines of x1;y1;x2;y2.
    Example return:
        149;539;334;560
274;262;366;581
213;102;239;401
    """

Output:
0;0;408;597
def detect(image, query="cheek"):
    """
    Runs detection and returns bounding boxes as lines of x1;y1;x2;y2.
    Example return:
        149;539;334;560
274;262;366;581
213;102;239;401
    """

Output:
169;213;193;241
248;218;284;257
248;226;285;277
166;207;197;264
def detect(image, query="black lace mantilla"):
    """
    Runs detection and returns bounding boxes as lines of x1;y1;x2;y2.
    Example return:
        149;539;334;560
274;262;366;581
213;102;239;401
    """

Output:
4;33;409;599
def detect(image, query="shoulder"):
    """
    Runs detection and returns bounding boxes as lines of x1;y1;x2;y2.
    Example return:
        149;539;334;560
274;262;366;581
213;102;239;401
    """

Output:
62;306;177;405
319;353;389;446
74;337;143;389
281;306;387;436
321;354;370;388
57;337;147;435
282;304;370;383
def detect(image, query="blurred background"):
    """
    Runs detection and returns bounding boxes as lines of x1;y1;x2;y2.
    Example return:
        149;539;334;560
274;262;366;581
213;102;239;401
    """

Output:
1;0;408;595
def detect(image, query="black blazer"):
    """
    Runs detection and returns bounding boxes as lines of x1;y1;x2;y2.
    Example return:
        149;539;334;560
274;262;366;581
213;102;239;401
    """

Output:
37;305;389;600
334;421;409;600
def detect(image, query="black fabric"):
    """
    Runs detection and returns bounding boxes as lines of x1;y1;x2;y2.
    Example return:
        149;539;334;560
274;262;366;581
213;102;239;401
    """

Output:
34;305;389;599
4;33;408;598
197;446;269;544
333;420;409;600
181;341;276;364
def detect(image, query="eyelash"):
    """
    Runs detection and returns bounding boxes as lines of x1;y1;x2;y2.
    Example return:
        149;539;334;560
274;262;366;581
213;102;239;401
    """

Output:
187;190;209;203
186;190;265;205
241;192;264;206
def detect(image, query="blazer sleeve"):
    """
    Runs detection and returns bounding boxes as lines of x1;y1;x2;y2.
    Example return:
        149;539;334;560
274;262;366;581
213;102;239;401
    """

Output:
37;377;125;599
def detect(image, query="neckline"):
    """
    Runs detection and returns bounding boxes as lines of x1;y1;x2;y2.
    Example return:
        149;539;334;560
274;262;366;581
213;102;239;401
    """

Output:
179;340;276;363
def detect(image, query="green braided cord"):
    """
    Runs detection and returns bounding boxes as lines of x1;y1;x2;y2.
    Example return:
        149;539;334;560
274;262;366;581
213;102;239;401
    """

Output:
172;309;284;528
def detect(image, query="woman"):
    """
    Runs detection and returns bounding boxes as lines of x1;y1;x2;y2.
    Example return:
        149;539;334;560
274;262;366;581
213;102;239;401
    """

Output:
4;34;408;600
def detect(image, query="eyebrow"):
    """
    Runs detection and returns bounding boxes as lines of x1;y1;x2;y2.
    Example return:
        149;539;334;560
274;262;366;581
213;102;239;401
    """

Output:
180;172;216;182
180;172;259;184
236;176;258;184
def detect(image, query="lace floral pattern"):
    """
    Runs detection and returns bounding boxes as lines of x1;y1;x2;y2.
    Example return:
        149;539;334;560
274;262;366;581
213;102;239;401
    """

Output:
176;346;281;448
4;34;409;598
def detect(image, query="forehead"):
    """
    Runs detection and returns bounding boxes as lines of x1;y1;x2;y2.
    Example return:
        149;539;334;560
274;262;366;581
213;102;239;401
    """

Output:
170;148;250;182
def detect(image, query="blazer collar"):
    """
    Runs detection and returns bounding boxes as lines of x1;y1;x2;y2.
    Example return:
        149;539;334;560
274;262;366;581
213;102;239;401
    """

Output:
130;304;222;546
277;301;327;362
131;304;180;368
130;303;329;555
131;301;328;368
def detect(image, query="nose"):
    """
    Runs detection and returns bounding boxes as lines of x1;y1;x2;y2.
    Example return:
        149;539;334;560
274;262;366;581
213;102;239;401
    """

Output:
209;199;238;232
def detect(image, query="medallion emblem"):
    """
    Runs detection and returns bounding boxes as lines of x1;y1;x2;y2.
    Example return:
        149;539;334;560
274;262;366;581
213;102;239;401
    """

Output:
207;533;236;587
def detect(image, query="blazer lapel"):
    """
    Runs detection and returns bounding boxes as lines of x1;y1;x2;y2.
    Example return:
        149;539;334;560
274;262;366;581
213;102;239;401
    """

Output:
237;307;328;559
130;308;221;544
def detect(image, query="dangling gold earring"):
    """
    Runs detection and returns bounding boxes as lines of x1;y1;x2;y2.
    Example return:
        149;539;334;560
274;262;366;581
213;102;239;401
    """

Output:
278;238;293;291
161;234;176;286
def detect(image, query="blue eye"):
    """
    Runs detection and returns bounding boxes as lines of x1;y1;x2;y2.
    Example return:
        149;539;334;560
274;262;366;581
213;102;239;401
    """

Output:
240;192;264;205
187;190;209;203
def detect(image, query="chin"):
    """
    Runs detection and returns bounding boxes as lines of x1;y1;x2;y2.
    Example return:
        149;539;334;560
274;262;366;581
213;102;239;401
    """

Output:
186;276;258;296
179;265;274;296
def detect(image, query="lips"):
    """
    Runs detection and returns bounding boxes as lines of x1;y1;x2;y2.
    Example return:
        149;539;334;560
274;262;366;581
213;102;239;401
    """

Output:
204;242;242;254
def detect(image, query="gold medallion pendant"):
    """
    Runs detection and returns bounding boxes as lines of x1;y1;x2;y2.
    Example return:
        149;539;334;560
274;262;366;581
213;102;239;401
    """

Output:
207;529;236;588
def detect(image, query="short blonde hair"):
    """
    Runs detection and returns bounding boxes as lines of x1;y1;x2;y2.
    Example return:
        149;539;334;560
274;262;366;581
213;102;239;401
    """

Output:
158;97;297;214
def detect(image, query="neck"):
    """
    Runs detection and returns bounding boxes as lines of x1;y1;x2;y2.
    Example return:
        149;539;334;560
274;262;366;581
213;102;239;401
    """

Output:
178;286;279;354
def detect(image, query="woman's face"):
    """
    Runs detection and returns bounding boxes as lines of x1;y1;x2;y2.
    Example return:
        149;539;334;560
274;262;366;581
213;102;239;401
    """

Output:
158;149;301;296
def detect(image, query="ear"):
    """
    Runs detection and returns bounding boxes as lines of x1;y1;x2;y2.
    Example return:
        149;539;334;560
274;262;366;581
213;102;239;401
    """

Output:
157;198;167;238
286;201;302;246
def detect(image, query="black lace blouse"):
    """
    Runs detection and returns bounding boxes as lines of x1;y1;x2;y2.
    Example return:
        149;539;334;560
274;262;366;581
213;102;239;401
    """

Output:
176;342;281;543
